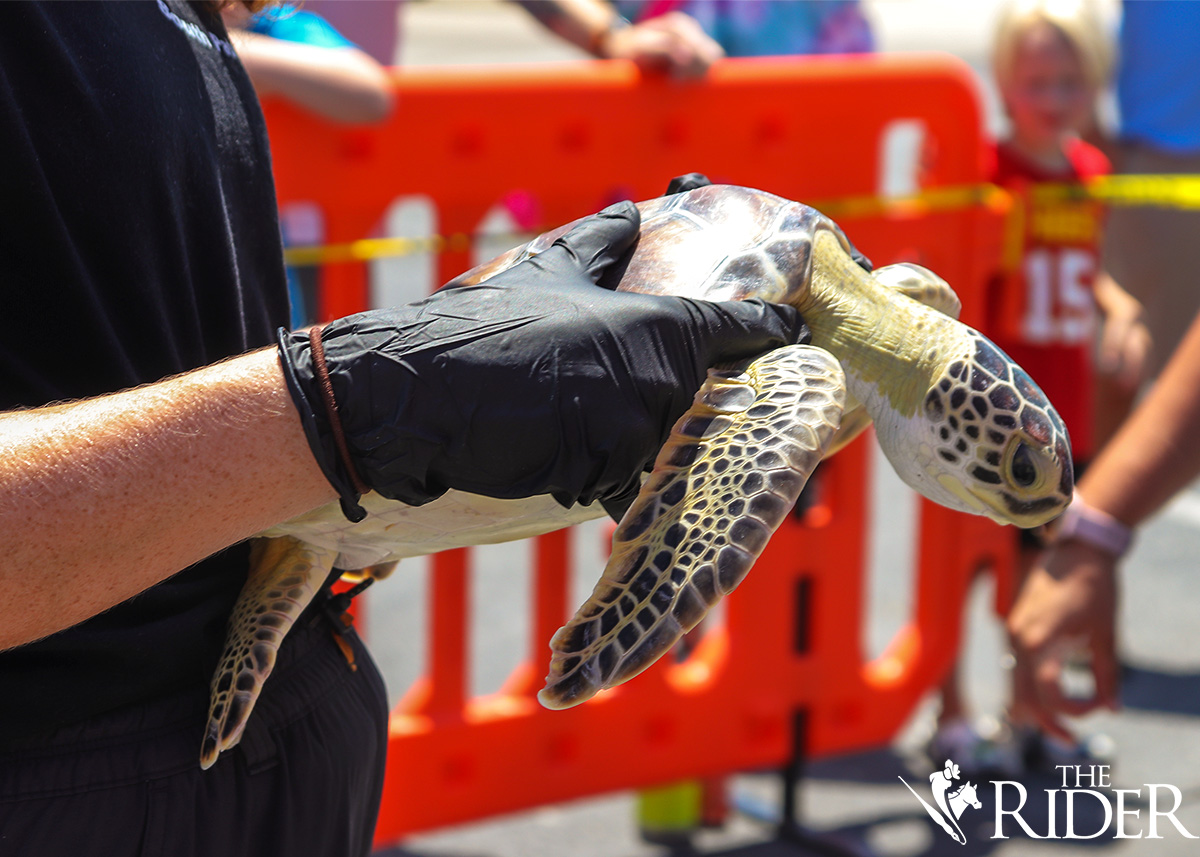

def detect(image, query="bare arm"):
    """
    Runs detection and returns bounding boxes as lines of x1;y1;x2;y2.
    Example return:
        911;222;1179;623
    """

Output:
1080;306;1200;525
513;0;615;54
513;0;723;78
1092;269;1150;393
0;348;334;650
0;206;800;654
1008;308;1200;735
228;29;394;123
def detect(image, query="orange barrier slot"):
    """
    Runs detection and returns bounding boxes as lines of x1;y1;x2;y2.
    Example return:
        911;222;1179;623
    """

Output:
262;54;1016;846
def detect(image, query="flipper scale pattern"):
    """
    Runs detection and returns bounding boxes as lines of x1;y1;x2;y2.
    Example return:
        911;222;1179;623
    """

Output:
200;537;336;769
538;344;846;709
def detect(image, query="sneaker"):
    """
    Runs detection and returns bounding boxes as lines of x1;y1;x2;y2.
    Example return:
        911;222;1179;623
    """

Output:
1017;725;1116;774
926;718;1024;777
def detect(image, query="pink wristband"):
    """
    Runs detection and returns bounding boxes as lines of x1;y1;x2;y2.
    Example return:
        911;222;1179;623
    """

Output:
1053;492;1134;557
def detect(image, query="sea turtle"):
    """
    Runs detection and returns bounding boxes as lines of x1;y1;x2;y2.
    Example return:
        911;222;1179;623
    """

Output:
199;185;1073;769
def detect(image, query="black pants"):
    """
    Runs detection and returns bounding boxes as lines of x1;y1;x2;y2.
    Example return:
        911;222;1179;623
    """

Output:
0;613;388;857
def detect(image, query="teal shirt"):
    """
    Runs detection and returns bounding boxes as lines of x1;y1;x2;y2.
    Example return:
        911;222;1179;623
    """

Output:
246;5;357;328
248;6;356;49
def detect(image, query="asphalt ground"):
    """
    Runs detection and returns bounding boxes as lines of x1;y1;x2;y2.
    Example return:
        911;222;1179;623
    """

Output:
365;3;1200;855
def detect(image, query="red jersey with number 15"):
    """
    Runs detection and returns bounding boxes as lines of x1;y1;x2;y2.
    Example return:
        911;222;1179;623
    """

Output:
985;138;1111;461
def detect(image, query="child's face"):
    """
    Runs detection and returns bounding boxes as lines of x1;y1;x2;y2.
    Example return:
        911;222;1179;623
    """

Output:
1001;21;1095;155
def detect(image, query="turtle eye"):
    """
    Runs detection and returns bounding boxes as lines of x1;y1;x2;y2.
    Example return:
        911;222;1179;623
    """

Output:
1010;443;1037;487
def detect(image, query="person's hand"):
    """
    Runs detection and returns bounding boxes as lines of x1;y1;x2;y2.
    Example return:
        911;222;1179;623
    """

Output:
1096;301;1151;392
278;201;808;521
600;12;725;80
1007;539;1121;740
1094;271;1151;391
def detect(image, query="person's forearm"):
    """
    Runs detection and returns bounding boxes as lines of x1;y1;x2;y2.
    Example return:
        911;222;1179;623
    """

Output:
1079;309;1200;525
513;0;721;77
0;348;334;649
513;0;618;56
231;32;394;123
1092;269;1142;320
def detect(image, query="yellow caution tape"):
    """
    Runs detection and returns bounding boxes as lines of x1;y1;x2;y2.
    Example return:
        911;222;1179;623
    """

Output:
809;182;1010;220
1036;173;1200;209
283;232;475;267
282;174;1200;267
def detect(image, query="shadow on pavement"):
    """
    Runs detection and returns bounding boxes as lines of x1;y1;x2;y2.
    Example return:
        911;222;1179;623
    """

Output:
374;749;1136;857
743;751;1118;857
790;785;1121;857
1121;663;1200;718
806;747;917;786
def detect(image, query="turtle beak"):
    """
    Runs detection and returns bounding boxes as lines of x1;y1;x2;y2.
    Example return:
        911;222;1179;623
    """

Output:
935;473;1006;522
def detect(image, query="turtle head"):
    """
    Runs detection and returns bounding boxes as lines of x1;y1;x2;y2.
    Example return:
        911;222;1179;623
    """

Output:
905;330;1073;527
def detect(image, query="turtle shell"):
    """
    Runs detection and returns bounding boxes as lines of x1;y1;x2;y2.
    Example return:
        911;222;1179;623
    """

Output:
448;185;835;305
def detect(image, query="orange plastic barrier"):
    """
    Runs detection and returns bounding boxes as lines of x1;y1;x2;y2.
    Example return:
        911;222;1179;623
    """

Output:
262;55;1017;846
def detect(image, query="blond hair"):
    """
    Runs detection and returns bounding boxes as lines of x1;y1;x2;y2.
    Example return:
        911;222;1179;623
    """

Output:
992;0;1113;91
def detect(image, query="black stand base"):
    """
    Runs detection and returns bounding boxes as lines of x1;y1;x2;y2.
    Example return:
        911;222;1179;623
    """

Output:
773;710;866;857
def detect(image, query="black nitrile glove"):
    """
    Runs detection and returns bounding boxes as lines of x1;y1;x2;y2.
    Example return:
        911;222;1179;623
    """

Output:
279;201;808;522
664;172;875;272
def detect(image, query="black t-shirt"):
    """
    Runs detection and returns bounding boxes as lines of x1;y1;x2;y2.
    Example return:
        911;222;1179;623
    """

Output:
0;1;291;745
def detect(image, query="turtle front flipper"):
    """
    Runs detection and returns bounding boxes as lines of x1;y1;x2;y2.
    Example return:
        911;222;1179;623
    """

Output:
872;262;962;319
201;536;337;769
539;344;846;709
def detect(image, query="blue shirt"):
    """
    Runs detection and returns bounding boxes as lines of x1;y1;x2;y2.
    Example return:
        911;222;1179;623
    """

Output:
1117;0;1200;153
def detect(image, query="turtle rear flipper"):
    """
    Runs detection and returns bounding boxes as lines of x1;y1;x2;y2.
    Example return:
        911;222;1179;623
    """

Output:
539;344;846;709
201;536;337;769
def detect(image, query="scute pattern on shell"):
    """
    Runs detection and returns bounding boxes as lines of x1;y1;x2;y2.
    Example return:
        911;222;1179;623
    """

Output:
455;185;826;307
538;344;846;710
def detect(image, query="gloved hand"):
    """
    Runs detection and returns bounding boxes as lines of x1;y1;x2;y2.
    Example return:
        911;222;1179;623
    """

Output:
279;201;808;522
664;172;875;272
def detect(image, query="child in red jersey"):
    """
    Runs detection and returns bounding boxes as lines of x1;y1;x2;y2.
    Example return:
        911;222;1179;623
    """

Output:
931;0;1146;776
